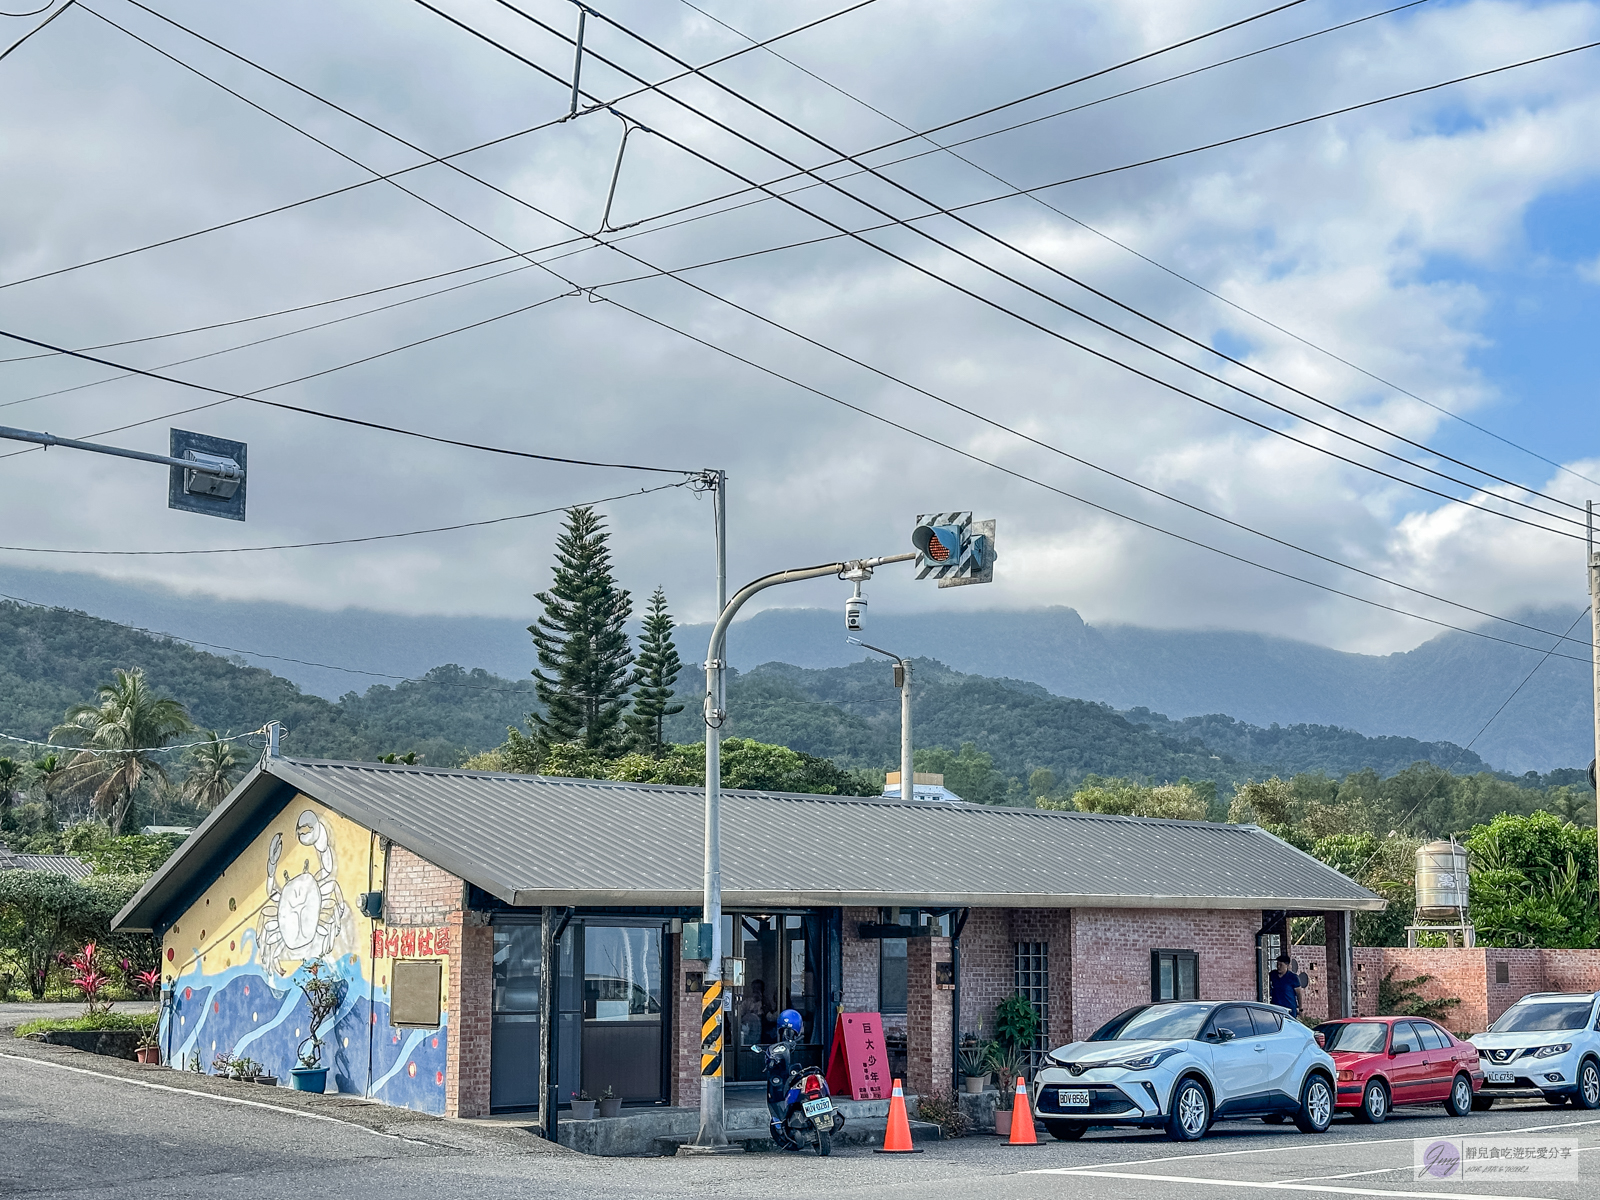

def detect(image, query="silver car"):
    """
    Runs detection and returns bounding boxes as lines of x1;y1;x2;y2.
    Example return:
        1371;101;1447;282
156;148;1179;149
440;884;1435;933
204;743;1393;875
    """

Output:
1033;1001;1337;1141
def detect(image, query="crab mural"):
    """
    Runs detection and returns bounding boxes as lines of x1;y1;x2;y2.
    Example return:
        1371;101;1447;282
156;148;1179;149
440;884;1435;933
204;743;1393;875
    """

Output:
259;809;350;976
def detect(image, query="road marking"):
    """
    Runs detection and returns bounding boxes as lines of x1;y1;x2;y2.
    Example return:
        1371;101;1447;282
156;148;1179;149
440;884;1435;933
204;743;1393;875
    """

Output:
1030;1167;1563;1200
0;1052;420;1141
1279;1167;1417;1183
1065;1116;1600;1170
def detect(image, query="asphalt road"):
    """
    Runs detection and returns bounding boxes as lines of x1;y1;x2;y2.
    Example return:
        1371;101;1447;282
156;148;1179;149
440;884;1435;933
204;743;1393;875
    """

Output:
3;1041;1596;1200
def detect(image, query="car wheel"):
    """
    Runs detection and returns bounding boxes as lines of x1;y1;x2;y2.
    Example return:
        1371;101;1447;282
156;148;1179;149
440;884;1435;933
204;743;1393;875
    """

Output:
1355;1079;1388;1124
1294;1074;1334;1133
1578;1059;1600;1111
1044;1120;1087;1141
1166;1078;1211;1142
1470;1096;1496;1112
1445;1074;1473;1118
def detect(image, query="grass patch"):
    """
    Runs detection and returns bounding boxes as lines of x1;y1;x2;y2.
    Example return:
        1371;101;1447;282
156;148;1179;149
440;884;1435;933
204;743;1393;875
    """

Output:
14;1011;158;1036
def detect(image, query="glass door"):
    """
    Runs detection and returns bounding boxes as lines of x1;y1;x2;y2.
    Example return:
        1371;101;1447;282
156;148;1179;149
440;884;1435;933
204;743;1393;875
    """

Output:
725;913;823;1082
490;923;579;1111
579;924;665;1103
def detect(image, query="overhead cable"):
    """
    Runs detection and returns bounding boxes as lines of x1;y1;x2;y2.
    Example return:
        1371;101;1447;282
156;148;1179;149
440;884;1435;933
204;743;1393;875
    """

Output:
447;1;1591;537
678;0;1595;495
0;0;878;295
0;0;68;61
15;8;1592;654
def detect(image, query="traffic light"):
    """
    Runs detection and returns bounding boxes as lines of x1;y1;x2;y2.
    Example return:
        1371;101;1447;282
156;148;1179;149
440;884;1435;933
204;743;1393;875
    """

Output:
911;512;995;587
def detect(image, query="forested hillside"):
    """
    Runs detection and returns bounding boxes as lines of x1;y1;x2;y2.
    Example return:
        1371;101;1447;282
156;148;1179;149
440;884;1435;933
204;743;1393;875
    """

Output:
0;601;1582;814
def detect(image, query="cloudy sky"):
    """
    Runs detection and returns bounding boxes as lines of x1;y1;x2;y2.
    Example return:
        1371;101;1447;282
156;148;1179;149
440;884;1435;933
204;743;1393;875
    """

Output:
1;0;1597;655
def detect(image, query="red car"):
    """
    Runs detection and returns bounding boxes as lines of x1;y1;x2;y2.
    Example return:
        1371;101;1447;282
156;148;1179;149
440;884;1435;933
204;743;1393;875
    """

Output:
1314;1016;1483;1123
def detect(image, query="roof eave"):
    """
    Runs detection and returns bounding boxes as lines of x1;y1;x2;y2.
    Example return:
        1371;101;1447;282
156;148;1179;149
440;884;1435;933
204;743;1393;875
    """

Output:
506;888;1388;911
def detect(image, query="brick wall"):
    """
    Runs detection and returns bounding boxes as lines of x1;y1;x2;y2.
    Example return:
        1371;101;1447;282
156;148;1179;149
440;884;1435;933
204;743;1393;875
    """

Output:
841;907;879;1014
1012;910;1073;1049
446;916;493;1117
955;908;1011;1040
905;935;952;1095
674;949;708;1109
1350;947;1600;1037
384;844;463;926
1069;908;1260;1041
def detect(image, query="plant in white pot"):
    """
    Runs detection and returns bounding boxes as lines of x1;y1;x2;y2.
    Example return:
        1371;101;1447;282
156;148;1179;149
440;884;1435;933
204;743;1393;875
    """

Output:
598;1085;622;1118
958;1045;991;1094
569;1089;596;1120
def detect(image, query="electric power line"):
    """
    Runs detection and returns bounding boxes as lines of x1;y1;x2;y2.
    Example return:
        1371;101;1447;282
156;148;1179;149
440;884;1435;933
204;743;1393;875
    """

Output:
676;0;1600;497
0;0;878;296
546;0;1591;533
13;6;1593;657
0;0;67;61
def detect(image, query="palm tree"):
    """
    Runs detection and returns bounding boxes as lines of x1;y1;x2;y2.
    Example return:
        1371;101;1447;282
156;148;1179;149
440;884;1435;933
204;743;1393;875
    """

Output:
182;733;242;810
29;753;65;814
0;757;21;818
50;668;193;836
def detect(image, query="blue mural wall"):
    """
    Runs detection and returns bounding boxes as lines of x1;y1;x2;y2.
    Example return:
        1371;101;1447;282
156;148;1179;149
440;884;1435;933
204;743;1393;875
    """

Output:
158;799;450;1113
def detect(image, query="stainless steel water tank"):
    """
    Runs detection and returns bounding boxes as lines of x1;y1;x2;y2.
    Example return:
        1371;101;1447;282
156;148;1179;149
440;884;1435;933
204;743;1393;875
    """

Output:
1415;838;1470;919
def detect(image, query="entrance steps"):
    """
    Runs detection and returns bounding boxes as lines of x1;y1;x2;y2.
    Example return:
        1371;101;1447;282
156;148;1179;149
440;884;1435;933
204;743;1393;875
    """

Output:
546;1094;942;1156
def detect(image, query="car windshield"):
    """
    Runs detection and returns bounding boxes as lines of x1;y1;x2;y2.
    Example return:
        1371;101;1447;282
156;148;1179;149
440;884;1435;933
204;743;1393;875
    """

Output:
1489;1000;1593;1033
1317;1022;1389;1053
1088;1003;1212;1042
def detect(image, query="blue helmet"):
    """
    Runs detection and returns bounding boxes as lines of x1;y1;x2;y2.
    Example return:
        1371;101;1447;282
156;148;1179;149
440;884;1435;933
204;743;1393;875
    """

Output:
778;1008;804;1035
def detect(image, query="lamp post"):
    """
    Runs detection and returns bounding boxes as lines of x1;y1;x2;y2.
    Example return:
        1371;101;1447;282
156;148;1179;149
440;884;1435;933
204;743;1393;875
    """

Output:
850;638;913;804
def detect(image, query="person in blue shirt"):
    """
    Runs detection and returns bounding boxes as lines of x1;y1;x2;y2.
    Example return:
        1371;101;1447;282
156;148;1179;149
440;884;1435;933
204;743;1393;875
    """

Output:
1269;954;1303;1016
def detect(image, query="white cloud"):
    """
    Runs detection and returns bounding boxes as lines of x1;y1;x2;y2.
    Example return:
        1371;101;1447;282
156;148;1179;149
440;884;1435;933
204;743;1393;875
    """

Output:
1;0;1597;657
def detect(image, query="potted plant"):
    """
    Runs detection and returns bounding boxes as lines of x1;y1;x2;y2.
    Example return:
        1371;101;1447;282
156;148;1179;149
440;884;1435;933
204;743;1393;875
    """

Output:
254;1069;279;1086
569;1089;596;1120
135;1030;161;1065
985;1045;1028;1135
597;1085;622;1118
290;959;345;1093
958;1044;990;1094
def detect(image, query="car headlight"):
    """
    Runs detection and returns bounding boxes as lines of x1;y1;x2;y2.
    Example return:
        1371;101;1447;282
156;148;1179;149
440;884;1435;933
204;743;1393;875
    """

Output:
1532;1044;1572;1059
1112;1048;1181;1071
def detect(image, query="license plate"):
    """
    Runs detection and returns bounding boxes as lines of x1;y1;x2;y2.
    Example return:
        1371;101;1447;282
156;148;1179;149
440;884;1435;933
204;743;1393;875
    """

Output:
1487;1071;1514;1084
802;1097;833;1118
1057;1088;1090;1108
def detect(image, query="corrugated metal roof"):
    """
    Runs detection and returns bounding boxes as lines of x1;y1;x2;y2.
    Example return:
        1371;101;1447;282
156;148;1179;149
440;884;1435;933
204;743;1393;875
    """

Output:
0;849;93;879
114;756;1383;930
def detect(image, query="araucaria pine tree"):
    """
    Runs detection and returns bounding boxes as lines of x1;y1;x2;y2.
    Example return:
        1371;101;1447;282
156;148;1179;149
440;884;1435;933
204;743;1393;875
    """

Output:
528;506;636;756
626;588;684;756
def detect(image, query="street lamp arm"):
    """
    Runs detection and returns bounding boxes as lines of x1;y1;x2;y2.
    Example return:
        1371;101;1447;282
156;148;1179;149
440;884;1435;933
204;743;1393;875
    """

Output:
705;551;915;670
849;638;906;667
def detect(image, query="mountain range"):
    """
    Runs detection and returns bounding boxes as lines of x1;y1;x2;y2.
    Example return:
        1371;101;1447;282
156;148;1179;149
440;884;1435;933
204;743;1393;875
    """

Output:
0;563;1591;774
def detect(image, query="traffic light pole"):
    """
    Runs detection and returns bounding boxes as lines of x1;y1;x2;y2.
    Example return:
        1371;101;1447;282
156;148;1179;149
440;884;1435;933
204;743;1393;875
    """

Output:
687;550;914;1152
0;424;242;484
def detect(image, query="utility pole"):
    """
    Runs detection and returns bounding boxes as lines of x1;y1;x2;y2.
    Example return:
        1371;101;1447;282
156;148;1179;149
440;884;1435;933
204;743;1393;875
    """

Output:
1589;502;1599;893
852;639;913;802
685;550;915;1152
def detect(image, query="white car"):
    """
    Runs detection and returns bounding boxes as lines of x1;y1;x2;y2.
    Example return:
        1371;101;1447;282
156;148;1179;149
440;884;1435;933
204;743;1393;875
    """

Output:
1033;1000;1337;1141
1470;992;1600;1110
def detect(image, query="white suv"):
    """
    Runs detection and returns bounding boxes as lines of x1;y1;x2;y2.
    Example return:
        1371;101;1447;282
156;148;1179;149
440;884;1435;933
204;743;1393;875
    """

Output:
1034;1001;1337;1141
1470;992;1600;1110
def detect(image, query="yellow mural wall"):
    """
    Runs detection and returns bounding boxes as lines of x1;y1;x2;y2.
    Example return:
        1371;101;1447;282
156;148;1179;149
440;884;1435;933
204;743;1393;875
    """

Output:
160;794;454;1110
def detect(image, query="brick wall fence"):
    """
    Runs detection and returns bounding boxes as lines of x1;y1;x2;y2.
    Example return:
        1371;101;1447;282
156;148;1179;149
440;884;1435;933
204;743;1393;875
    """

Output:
1352;947;1600;1037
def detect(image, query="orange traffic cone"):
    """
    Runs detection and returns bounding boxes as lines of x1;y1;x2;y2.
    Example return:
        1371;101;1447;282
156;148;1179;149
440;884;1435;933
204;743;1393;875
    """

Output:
874;1077;923;1153
1006;1076;1039;1145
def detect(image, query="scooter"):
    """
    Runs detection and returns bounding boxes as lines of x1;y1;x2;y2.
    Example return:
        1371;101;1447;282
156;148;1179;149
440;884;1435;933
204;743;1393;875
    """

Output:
761;1012;844;1155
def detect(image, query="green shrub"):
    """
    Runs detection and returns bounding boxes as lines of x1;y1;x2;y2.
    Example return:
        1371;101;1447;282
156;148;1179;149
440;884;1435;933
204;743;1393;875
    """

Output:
14;1011;157;1036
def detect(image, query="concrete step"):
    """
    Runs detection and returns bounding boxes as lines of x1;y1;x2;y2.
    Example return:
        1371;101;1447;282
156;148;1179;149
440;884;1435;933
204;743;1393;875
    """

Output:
658;1117;942;1154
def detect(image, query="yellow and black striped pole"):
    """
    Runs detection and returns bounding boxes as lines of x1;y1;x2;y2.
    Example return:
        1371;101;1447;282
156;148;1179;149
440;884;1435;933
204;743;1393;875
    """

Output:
700;979;724;1079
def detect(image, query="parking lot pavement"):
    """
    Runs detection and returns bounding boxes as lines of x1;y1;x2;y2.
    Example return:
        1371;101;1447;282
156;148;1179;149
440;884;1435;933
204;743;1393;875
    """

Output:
3;1042;1594;1200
